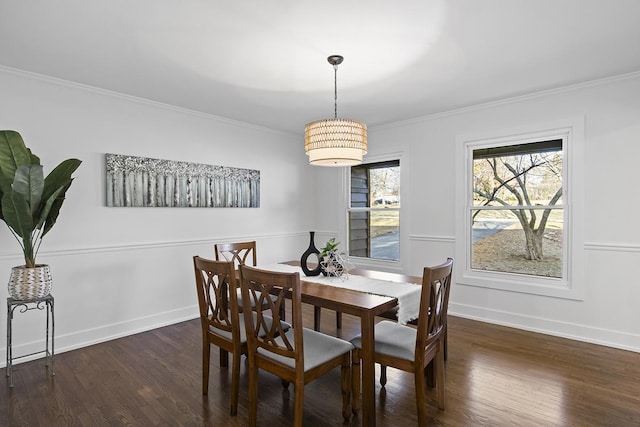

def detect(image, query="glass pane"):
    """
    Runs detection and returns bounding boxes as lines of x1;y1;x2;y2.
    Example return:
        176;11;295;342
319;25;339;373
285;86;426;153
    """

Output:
348;210;399;261
472;144;562;207
370;166;400;208
471;208;563;278
350;160;400;261
371;210;399;261
349;210;370;258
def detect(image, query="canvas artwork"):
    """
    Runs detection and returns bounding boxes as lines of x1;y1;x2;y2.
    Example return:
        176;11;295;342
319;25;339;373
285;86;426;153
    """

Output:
105;154;260;208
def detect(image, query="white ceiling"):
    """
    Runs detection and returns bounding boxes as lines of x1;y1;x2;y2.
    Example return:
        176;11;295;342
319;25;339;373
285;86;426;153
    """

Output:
1;0;640;134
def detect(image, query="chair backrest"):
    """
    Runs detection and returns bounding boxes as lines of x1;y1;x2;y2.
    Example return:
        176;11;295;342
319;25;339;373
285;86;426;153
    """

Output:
415;258;454;353
239;265;302;365
215;241;257;269
193;256;240;337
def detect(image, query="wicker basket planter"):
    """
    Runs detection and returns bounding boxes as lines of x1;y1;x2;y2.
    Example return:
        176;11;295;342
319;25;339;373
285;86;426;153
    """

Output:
8;265;52;300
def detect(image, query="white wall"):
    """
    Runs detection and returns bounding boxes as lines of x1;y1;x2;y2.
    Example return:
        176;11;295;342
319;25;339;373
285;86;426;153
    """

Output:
3;66;639;363
315;73;640;352
0;68;316;362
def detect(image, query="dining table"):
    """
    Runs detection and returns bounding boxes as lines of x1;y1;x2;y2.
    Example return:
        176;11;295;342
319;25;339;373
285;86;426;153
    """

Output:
274;261;422;427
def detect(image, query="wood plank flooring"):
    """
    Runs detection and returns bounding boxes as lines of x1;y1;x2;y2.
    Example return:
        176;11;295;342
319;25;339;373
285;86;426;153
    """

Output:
2;304;639;426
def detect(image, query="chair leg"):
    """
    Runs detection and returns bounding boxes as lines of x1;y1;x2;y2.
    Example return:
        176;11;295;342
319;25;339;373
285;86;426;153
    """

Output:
279;299;286;322
436;349;446;410
426;360;435;388
248;357;259;427
282;379;290;389
427;336;445;387
415;363;427;427
220;348;229;368
336;311;342;329
202;341;210;395
293;379;305;427
341;354;351;420
380;365;387;387
444;327;448;361
351;349;361;416
230;351;241;415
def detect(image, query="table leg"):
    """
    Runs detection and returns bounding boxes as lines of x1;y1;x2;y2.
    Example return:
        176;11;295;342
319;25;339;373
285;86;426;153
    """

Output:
313;306;321;331
360;312;376;426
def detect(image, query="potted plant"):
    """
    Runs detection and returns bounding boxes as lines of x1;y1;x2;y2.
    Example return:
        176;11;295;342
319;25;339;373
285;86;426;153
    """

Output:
319;238;340;276
0;130;81;299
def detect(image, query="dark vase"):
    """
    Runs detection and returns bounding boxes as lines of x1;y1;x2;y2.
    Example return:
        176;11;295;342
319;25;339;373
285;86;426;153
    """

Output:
300;231;322;276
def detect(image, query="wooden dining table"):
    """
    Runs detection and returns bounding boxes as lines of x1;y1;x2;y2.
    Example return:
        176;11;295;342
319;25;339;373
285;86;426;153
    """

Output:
281;261;421;426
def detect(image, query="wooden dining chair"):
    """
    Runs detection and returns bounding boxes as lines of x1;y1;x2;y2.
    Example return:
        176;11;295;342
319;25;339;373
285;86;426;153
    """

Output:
350;258;453;426
215;240;286;320
239;264;353;427
193;256;245;415
215;241;257;268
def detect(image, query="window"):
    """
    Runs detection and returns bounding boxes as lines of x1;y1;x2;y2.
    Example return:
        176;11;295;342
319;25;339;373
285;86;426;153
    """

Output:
456;119;585;300
348;160;400;261
471;140;563;278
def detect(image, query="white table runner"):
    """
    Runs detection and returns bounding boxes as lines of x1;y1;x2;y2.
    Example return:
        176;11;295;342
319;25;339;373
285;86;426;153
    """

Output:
260;264;422;324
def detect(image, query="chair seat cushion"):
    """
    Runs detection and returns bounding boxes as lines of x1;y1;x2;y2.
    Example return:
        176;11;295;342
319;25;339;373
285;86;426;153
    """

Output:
210;314;291;343
350;320;416;362
258;328;353;371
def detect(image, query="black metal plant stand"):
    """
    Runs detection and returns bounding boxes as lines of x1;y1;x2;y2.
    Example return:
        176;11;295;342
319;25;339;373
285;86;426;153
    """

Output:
6;294;55;387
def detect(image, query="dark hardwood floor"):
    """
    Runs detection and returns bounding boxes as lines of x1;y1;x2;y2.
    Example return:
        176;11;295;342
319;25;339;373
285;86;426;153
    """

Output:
2;304;639;426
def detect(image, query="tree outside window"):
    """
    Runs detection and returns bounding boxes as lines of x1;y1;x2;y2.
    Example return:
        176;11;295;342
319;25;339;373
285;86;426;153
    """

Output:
471;140;563;278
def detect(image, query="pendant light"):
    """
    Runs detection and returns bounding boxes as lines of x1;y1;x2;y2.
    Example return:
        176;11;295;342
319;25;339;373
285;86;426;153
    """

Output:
304;55;367;166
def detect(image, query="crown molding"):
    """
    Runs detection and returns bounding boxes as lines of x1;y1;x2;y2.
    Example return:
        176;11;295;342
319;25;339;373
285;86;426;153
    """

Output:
372;70;640;131
0;65;296;137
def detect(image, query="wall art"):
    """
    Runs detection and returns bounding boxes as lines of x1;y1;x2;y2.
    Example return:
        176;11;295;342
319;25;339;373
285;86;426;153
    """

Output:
105;153;260;208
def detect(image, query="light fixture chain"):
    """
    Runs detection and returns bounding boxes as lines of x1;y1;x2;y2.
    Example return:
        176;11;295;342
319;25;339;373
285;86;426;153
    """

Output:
334;63;338;119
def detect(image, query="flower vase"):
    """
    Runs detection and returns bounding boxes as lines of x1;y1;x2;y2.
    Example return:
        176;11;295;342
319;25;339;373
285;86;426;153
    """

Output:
300;231;322;276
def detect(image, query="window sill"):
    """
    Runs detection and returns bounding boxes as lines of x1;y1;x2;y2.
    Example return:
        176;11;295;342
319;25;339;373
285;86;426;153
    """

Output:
457;268;583;300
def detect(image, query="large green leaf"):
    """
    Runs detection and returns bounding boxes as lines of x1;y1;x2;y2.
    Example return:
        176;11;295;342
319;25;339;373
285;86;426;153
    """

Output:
38;159;81;236
42;158;81;203
1;192;33;240
36;184;67;237
0;131;33;190
29;151;40;165
0;131;38;224
11;164;44;218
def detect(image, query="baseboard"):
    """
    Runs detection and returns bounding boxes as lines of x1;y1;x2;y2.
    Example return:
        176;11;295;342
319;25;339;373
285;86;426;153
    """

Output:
449;302;640;353
0;305;199;368
5;298;637;369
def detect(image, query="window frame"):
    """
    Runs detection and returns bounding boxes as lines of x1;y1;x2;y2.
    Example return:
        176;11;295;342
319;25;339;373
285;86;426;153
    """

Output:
455;119;585;300
342;152;404;270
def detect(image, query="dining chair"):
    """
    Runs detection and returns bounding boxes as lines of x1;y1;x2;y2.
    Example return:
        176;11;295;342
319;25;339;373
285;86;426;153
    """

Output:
215;240;286;320
239;264;354;427
215;241;257;268
378;305;449;360
193;256;245;415
350;258;453;426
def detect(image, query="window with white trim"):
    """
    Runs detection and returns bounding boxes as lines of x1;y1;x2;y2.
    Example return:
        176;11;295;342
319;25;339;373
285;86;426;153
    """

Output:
456;120;584;300
348;160;400;261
